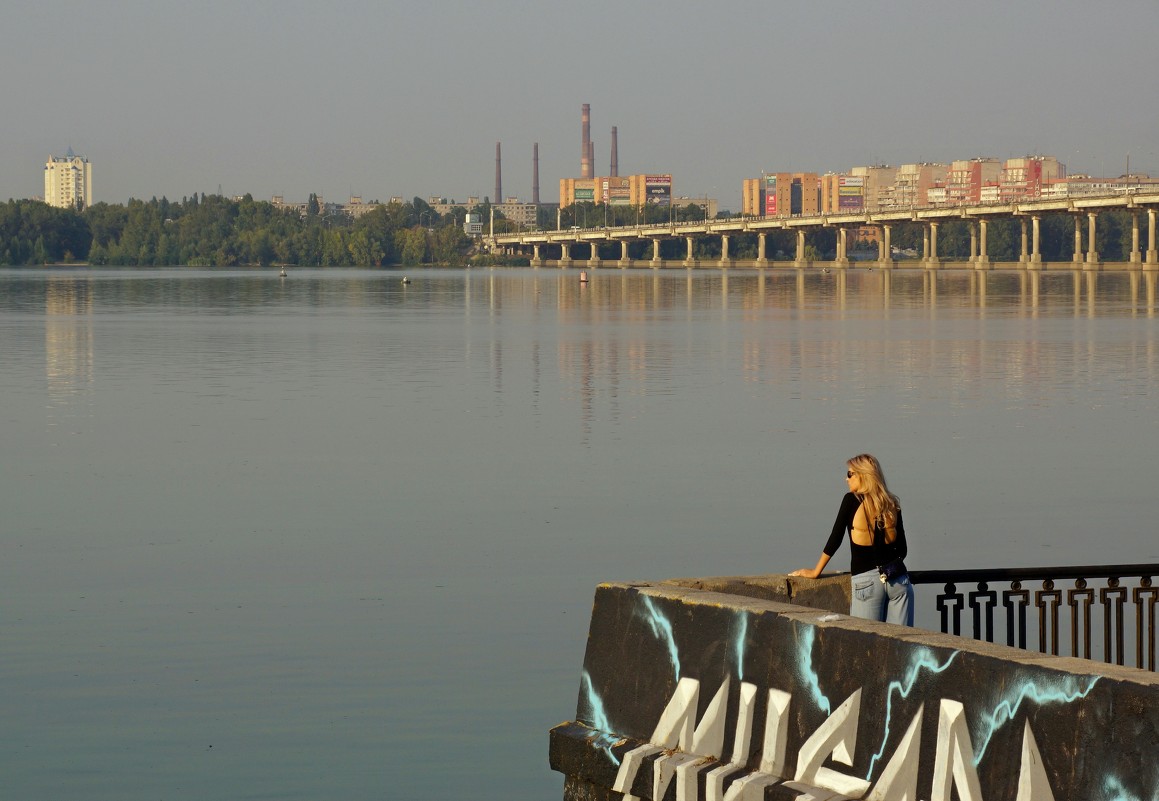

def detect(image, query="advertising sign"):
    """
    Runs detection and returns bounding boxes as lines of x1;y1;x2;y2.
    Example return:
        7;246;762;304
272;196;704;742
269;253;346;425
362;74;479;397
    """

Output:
764;175;778;216
575;188;594;202
838;194;863;210
645;175;671;185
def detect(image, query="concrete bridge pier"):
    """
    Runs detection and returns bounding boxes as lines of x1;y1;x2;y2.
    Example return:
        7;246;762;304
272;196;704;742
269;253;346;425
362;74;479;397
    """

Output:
651;238;662;267
924;221;941;269
1019;218;1029;265
618;240;630;268
878;224;893;267
794;229;807;267
975;219;991;270
1030;215;1043;268
1085;212;1101;269
718;234;734;268
1073;216;1084;266
834;227;850;267
530;243;543;268
683;236;695;268
588;242;602;268
559;242;572;268
1130;213;1142;265
1146;208;1158;266
756;232;768;267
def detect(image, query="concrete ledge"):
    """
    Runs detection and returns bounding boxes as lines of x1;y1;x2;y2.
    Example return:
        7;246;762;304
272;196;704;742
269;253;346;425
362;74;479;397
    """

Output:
551;579;1159;801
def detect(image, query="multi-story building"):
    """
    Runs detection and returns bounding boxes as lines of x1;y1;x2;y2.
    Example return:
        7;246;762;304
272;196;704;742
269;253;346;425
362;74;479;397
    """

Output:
820;173;866;213
942;158;1001;204
560;174;672;208
44;150;92;210
742;173;820;217
848;165;897;211
999;156;1065;202
889;163;948;208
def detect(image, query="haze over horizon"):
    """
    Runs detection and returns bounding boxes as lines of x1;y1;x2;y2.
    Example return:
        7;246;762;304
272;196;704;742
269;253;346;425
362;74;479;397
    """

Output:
6;0;1157;209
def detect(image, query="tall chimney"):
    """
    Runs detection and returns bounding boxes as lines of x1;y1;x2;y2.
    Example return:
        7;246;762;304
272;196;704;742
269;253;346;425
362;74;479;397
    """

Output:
610;127;618;177
581;104;591;179
495;141;502;205
532;143;540;205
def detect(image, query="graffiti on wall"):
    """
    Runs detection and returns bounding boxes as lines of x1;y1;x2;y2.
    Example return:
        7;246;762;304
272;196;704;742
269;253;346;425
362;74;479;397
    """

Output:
561;586;1156;801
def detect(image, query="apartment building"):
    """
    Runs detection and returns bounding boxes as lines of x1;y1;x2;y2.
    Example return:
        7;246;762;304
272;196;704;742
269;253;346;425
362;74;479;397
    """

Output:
44;151;92;210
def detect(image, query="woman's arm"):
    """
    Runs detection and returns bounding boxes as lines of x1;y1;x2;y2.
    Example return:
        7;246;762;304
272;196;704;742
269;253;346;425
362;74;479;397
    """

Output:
789;493;858;578
790;552;831;579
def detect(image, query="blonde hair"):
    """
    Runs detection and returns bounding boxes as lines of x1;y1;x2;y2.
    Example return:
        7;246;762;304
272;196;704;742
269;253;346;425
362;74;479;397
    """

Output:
847;453;901;538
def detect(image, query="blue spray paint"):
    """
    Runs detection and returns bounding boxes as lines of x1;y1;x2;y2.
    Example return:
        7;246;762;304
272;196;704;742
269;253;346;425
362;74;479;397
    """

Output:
1101;774;1159;801
971;672;1100;765
580;669;622;765
797;625;832;715
639;595;681;680
865;648;960;778
734;610;748;681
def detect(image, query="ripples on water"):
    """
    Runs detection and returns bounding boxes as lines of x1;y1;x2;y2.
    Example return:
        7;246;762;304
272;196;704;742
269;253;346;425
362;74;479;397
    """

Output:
3;266;1158;800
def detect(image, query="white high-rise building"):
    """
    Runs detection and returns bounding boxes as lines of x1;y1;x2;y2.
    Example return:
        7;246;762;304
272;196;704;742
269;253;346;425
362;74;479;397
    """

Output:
44;150;92;210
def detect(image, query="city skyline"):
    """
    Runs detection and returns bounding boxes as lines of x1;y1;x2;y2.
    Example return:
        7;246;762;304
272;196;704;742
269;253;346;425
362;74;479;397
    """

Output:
5;0;1157;206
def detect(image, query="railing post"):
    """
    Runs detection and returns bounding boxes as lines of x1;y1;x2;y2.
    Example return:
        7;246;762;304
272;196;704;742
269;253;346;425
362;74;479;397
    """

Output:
1102;580;1127;666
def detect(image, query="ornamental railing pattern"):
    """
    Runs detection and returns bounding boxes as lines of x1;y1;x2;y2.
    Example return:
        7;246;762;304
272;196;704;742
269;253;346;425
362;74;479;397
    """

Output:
908;564;1158;672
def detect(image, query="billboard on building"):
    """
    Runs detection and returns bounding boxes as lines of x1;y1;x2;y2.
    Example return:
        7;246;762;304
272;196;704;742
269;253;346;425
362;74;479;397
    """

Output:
575;188;594;202
645;175;671;205
764;175;778;217
836;175;863;210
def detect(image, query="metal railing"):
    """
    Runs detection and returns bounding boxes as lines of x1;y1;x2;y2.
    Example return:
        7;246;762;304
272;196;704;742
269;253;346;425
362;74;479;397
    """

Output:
908;564;1159;672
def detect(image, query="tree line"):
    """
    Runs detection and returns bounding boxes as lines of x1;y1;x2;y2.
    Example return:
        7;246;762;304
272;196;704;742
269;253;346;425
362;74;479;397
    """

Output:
0;194;482;267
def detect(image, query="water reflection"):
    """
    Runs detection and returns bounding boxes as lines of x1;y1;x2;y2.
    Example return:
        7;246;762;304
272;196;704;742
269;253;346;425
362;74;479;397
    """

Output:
45;276;94;421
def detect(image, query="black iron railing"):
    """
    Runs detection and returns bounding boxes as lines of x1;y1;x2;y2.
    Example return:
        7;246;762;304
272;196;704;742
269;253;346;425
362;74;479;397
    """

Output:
908;564;1159;672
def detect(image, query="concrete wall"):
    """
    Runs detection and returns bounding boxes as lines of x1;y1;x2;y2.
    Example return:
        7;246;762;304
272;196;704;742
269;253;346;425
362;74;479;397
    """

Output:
549;579;1159;801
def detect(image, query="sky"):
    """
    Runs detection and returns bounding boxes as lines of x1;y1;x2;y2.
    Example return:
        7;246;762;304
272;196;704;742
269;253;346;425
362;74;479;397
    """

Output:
5;0;1158;209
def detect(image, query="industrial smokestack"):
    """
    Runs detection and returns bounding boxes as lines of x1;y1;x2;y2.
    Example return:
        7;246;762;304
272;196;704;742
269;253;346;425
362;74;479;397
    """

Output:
581;104;591;179
610;127;618;177
495;142;502;206
532;142;540;206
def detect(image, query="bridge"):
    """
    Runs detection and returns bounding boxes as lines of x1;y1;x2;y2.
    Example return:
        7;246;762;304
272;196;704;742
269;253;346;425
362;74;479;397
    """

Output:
487;190;1159;270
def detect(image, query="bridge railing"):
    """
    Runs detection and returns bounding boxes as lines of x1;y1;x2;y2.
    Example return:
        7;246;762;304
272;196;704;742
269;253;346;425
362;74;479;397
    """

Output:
908;563;1159;672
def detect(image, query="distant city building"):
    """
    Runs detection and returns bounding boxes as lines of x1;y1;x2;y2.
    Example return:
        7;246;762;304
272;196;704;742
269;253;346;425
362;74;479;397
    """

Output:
44;150;92;210
998;156;1065;202
741;173;819;217
849;165;897;211
559;174;673;208
888;163;948;208
820;173;866;213
744;154;1144;214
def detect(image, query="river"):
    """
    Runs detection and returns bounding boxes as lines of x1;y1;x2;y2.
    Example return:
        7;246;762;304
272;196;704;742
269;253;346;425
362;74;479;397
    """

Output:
2;266;1157;800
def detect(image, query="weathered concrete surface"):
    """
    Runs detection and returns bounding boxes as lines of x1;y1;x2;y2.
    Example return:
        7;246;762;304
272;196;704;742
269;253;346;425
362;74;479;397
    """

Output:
663;573;851;616
550;579;1159;801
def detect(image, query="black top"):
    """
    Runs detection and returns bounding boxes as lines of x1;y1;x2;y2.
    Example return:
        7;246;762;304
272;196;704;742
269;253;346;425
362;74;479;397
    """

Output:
823;492;907;575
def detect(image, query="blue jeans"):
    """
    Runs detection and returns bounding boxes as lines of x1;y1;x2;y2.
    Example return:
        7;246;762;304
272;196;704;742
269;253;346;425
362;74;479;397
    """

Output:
850;568;914;626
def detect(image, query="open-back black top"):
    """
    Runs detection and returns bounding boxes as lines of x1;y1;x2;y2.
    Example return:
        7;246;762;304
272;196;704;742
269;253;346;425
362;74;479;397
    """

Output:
823;491;907;575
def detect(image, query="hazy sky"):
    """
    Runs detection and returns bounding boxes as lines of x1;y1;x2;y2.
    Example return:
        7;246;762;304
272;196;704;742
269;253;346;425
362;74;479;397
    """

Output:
5;0;1158;208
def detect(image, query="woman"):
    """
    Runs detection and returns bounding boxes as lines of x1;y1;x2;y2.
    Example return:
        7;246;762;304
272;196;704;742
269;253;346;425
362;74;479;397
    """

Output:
789;454;914;626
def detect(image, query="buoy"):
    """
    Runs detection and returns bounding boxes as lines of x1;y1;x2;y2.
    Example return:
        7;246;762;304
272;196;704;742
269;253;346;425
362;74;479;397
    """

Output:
579;271;589;283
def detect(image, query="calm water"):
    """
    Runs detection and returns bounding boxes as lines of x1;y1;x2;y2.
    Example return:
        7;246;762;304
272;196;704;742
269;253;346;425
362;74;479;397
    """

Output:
3;266;1158;800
